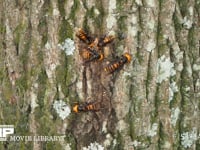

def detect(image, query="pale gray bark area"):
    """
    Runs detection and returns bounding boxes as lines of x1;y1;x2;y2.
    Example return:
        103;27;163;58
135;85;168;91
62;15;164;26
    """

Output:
0;0;199;150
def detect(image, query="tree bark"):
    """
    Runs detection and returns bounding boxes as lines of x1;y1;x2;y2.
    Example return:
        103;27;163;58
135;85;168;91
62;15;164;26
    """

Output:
0;0;199;150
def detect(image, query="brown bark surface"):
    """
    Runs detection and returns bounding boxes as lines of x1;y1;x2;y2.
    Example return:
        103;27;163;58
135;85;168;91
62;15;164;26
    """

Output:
0;0;200;150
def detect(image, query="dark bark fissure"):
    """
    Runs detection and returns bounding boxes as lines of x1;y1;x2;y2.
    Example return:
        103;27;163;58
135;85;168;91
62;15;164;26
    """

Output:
0;0;200;149
71;23;119;147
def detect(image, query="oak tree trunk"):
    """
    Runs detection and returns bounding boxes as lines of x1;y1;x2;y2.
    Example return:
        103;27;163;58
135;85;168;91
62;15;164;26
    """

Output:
0;0;200;150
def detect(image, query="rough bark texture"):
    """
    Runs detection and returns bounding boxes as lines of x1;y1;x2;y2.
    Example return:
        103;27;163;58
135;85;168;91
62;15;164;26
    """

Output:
0;0;200;150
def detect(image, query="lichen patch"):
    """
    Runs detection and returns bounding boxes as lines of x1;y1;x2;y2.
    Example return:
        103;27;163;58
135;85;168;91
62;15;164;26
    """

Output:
171;107;180;126
182;16;193;29
106;0;116;29
147;123;158;137
169;81;178;102
82;142;104;150
145;38;156;52
53;100;71;120
181;128;199;148
58;38;75;56
157;55;176;83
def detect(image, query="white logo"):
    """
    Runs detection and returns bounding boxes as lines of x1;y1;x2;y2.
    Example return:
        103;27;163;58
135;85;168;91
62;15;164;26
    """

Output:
0;125;14;141
0;125;65;142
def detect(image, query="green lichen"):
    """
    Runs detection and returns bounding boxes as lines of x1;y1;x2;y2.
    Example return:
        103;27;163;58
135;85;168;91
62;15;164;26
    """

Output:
57;0;67;17
65;61;76;97
169;92;179;108
116;0;128;31
169;79;181;108
156;20;168;57
42;0;53;15
173;13;182;31
135;49;144;64
55;55;76;99
19;141;26;150
158;122;167;149
173;9;183;45
37;50;44;67
172;140;180;149
126;84;135;140
2;75;13;101
69;0;80;21
94;1;105;30
3;142;33;150
39;115;55;134
113;132;124;150
82;1;105;31
15;108;30;135
158;43;168;58
79;6;88;29
135;32;143;64
154;86;160;118
0;101;17;124
38;17;48;46
87;7;95;20
195;0;200;14
55;58;68;96
116;0;128;12
0;24;6;34
15;74;28;94
65;132;77;150
38;0;53;47
82;16;90;32
13;23;26;50
127;114;135;140
19;24;31;69
188;26;195;47
117;16;128;31
0;69;3;82
37;67;47;108
188;26;198;63
58;20;73;43
179;117;193;134
159;0;166;9
43;141;62;150
196;139;200;150
177;0;188;17
34;109;59;138
0;50;3;83
180;65;192;111
145;54;153;100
